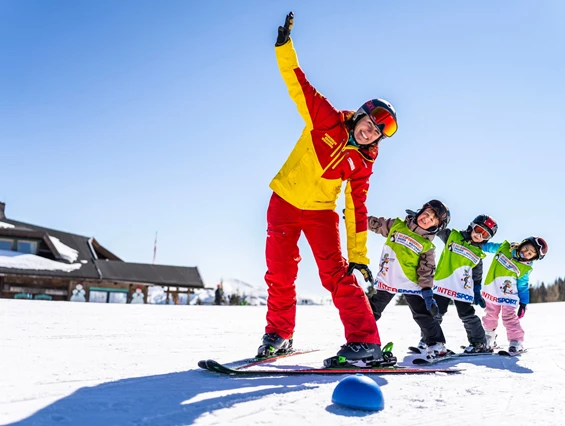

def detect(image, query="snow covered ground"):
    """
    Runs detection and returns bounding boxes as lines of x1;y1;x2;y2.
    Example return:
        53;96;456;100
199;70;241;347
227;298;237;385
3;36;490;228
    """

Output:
2;299;564;425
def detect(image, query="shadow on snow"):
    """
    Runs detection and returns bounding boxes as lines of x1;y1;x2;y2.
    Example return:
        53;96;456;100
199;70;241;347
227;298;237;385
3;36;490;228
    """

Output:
6;367;389;426
8;354;531;425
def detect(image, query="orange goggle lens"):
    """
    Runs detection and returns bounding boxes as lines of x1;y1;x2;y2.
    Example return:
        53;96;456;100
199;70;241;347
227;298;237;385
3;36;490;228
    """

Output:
369;107;398;137
473;225;491;239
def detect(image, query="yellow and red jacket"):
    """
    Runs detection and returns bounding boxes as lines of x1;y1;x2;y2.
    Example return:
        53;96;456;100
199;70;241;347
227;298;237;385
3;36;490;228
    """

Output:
270;39;378;265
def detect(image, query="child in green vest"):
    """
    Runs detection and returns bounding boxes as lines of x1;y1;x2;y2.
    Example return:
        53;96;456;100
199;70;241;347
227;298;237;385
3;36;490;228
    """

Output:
368;199;451;359
481;236;548;353
430;215;498;354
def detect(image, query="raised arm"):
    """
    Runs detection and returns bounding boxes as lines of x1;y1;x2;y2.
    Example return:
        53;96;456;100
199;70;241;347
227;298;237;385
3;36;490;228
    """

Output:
482;241;502;254
274;13;339;130
367;216;396;238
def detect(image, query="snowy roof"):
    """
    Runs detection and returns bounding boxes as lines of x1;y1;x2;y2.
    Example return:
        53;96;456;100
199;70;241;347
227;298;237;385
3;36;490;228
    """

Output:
0;249;83;273
0;209;204;287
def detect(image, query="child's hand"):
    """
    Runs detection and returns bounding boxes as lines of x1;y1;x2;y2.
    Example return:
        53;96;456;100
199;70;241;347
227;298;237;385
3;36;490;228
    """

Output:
473;284;486;308
517;303;527;319
421;288;441;320
509;242;520;252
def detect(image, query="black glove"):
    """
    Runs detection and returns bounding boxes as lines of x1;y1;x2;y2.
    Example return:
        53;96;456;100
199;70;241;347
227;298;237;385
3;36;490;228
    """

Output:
517;303;527;319
473;284;486;309
347;262;373;283
421;288;441;320
275;12;294;46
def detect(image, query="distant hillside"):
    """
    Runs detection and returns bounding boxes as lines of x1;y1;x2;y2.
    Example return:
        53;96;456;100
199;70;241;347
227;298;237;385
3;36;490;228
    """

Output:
148;278;330;306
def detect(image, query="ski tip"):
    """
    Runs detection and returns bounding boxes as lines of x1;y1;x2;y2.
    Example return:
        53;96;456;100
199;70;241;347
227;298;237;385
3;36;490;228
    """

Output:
438;368;464;374
205;359;221;367
198;359;224;371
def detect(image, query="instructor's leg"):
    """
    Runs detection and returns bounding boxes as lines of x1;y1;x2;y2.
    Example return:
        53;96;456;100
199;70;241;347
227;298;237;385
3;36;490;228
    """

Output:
303;209;380;344
264;193;302;339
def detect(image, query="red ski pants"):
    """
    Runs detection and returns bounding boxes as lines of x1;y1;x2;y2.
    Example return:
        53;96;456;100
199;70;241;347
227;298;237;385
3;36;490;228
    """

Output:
264;192;380;344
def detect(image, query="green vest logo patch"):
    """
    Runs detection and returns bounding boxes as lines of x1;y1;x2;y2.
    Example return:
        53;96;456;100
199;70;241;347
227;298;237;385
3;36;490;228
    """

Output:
448;242;481;265
495;253;521;276
390;231;423;254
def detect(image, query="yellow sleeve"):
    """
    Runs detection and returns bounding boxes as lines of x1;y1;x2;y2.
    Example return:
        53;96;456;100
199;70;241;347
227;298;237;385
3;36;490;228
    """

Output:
275;39;313;129
344;180;370;265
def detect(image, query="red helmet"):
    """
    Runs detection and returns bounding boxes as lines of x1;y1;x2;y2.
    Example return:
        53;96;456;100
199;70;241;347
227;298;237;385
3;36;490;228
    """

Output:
353;98;398;138
469;215;498;240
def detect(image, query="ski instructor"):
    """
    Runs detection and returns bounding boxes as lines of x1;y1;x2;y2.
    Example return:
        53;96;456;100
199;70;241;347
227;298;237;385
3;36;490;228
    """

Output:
257;12;399;366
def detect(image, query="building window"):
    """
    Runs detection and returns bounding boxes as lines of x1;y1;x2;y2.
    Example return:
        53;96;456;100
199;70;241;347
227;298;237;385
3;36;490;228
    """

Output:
88;288;128;304
89;291;109;303
0;238;14;251
16;240;38;255
109;292;127;304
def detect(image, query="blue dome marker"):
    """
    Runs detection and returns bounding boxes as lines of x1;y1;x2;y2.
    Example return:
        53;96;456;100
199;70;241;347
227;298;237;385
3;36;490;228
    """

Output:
331;374;384;411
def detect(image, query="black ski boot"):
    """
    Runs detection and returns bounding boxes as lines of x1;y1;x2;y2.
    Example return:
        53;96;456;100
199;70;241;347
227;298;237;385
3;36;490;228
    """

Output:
256;333;293;358
324;342;396;368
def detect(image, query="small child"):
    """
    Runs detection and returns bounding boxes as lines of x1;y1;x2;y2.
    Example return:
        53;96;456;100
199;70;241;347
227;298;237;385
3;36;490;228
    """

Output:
368;199;451;358
431;215;499;354
481;236;548;352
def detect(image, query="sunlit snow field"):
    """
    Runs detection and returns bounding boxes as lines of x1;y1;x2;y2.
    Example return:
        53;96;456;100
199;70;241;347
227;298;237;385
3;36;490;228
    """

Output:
2;299;564;425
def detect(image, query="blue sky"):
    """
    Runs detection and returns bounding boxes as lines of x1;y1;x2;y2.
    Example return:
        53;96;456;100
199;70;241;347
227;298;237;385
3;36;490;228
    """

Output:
1;0;563;297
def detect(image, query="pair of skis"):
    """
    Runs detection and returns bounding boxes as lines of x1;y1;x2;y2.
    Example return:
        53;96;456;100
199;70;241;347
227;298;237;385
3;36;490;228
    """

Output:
408;346;527;365
198;346;462;376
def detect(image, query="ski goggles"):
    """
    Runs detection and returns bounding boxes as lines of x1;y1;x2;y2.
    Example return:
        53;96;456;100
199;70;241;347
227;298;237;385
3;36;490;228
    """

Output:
368;107;398;138
534;237;548;258
472;224;491;240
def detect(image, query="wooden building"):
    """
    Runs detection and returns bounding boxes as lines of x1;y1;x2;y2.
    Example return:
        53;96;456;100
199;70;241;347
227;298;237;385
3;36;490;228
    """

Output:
0;202;204;303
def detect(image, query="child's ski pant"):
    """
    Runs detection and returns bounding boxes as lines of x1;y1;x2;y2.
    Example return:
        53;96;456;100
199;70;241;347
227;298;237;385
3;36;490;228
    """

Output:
435;295;486;345
482;302;525;342
369;289;445;345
